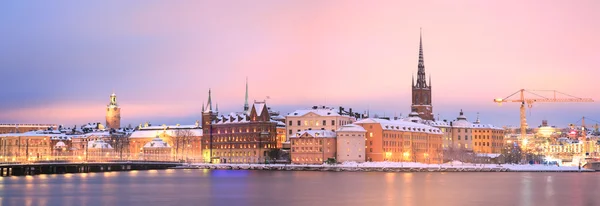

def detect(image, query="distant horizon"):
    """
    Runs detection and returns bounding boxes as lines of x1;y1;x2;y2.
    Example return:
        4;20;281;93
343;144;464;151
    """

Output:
1;1;599;127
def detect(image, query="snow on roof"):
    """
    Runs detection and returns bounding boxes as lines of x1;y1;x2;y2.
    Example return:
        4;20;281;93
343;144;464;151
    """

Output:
143;137;171;148
140;124;199;130
54;141;67;148
425;120;451;127
291;130;337;138
286;106;345;117
354;118;442;134
471;123;503;130
336;124;366;132
88;139;113;149
129;128;203;138
452;119;472;128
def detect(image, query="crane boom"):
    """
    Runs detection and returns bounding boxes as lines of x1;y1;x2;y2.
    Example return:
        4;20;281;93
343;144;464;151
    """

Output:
493;89;594;139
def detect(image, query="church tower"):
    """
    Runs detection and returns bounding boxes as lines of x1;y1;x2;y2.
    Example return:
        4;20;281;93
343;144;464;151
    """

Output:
411;30;434;120
106;92;121;129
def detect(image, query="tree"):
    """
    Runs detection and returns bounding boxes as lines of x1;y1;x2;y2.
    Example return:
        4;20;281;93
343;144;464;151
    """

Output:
501;143;522;164
110;131;130;161
171;129;194;161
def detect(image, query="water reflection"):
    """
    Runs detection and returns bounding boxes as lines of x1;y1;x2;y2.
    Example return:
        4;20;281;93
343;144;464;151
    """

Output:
1;171;599;206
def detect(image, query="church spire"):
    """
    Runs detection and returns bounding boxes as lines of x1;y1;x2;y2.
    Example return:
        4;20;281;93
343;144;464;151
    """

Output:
416;28;427;88
412;75;415;88
202;101;205;112
244;77;249;113
205;89;213;113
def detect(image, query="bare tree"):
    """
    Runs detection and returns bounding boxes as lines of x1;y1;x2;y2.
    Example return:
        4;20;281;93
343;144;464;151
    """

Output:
171;130;194;161
110;130;130;161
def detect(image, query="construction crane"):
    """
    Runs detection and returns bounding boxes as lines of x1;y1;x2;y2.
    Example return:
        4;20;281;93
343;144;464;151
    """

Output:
493;89;594;138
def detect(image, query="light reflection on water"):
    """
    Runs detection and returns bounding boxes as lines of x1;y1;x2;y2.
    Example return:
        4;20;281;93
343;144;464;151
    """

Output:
1;170;600;206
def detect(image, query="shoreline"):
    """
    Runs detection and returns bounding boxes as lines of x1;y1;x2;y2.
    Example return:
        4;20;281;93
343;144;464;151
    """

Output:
182;163;595;173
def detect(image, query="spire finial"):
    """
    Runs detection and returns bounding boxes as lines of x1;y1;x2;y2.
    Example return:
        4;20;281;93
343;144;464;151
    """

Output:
202;101;205;112
412;75;415;87
244;77;249;112
206;88;213;112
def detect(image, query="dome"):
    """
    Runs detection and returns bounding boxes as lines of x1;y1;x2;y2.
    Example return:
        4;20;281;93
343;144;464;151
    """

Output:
54;141;66;148
336;124;367;132
88;139;113;149
144;136;171;148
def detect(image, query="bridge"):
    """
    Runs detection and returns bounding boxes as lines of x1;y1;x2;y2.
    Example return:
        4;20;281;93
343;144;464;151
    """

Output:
0;161;184;176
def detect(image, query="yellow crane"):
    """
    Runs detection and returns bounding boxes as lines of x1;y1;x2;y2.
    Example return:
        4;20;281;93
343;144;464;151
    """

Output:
493;89;594;138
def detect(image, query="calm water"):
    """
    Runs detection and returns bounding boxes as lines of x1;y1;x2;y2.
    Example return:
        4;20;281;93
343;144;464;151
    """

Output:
1;169;599;206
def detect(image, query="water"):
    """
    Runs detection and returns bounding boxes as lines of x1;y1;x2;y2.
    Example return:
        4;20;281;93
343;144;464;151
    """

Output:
1;169;599;206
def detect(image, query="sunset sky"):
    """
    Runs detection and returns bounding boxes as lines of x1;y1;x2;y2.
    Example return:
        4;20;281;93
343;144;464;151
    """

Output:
1;1;599;128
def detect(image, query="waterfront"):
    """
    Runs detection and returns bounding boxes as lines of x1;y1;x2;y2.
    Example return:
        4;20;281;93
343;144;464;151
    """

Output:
1;170;600;206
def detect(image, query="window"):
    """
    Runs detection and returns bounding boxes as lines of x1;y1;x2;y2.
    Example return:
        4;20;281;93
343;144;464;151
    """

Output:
289;121;292;126
323;120;326;126
297;121;301;126
458;135;461;140
289;130;292;135
369;132;373;138
465;136;468;140
332;120;335;126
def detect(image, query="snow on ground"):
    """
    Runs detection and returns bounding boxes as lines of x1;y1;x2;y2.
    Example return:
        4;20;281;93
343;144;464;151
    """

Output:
191;161;592;172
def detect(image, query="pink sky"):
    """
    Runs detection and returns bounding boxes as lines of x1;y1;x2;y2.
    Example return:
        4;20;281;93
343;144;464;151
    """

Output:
0;0;598;127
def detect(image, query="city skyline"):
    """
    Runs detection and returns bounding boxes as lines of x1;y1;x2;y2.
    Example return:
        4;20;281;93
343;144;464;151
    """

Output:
1;1;599;127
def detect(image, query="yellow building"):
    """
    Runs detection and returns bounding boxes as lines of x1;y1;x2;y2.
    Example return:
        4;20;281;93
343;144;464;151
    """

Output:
290;130;337;164
354;118;443;163
129;122;203;161
142;136;172;161
472;123;505;154
0;131;54;162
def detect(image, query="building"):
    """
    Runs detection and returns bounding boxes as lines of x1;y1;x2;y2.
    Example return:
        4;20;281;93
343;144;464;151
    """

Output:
0;131;54;162
336;124;366;163
354;118;443;163
202;89;278;164
0;124;57;134
449;110;473;151
142;136;172;161
471;118;505;154
411;31;434;121
290;130;337;164
285;106;356;140
106;92;121;130
129;122;203;161
86;139;114;161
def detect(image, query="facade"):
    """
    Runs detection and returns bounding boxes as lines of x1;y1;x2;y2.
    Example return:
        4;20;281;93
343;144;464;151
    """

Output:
336;124;366;163
411;31;434;120
86;139;114;161
202;89;278;164
449;110;473;151
0;131;54;162
142;136;172;161
290;130;337;164
354;118;443;163
0;124;57;134
285;106;356;140
472;122;505;154
129;122;202;161
106;92;121;130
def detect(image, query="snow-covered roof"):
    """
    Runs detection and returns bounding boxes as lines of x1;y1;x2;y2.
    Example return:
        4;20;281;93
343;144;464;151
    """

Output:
129;129;203;138
291;130;337;138
354;118;443;134
143;137;171;148
88;139;113;149
286;106;347;117
471;123;503;130
425;120;451;128
336;124;367;133
54;141;67;148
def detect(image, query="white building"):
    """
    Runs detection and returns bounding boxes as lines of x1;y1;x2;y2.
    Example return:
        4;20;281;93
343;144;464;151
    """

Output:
285;106;356;141
336;124;367;163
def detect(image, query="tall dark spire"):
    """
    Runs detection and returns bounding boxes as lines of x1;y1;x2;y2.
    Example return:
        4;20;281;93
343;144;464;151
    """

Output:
416;28;428;88
205;89;213;113
244;77;249;113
